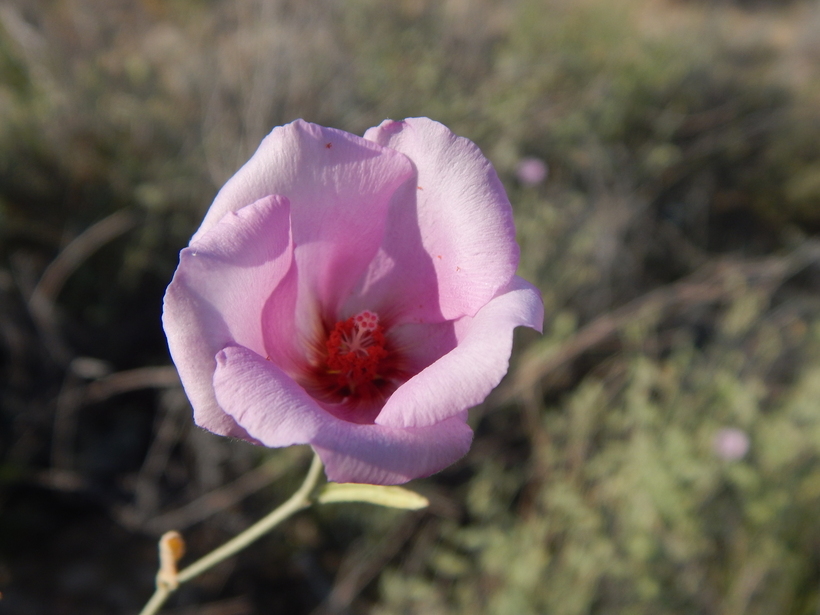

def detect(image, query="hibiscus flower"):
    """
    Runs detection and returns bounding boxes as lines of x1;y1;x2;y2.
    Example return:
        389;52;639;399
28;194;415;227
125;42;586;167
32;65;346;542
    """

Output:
163;118;543;485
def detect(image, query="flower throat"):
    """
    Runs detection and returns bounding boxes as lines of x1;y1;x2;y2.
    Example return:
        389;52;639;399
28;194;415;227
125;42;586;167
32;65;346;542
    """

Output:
325;311;389;393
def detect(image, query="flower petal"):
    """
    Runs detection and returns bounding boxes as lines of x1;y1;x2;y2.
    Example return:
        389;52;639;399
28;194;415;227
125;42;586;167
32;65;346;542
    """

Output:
195;119;414;317
311;413;473;485
213;345;328;447
361;117;520;323
375;276;544;429
213;345;474;485
162;195;294;438
388;320;458;374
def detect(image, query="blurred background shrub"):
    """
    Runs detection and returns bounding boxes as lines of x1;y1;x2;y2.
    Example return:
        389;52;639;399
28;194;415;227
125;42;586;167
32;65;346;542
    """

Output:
2;0;820;613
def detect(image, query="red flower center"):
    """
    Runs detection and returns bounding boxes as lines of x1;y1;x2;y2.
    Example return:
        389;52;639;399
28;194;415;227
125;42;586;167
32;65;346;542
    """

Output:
325;310;389;391
299;310;408;423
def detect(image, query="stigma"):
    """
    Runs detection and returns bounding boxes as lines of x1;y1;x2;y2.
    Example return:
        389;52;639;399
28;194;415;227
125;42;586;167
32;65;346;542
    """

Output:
325;311;389;391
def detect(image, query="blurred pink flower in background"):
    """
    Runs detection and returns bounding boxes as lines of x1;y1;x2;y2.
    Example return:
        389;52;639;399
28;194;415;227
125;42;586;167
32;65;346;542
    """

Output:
163;118;544;485
712;427;750;461
515;156;548;186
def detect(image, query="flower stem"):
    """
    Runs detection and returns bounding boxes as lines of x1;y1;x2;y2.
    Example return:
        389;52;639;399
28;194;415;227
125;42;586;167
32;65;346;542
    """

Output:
138;452;324;615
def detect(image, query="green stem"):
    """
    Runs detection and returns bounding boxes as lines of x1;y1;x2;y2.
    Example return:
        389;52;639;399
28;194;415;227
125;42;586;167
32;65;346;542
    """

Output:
138;452;324;615
138;585;170;615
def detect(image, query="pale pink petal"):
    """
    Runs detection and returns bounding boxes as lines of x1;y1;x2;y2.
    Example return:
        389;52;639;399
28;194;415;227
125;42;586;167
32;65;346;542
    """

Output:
311;413;473;485
162;195;294;437
213;345;328;446
194;119;414;318
260;264;305;375
376;276;544;429
213;345;474;485
387;320;458;374
360;117;519;323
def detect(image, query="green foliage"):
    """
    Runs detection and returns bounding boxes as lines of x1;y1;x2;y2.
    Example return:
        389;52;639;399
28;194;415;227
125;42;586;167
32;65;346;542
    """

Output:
376;288;820;615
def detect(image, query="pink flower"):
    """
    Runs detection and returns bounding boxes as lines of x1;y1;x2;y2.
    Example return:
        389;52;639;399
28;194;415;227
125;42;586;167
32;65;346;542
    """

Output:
712;427;750;461
515;157;548;186
162;118;543;485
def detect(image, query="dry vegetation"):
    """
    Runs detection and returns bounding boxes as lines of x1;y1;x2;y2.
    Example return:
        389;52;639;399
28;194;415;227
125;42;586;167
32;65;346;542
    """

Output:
2;0;820;613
